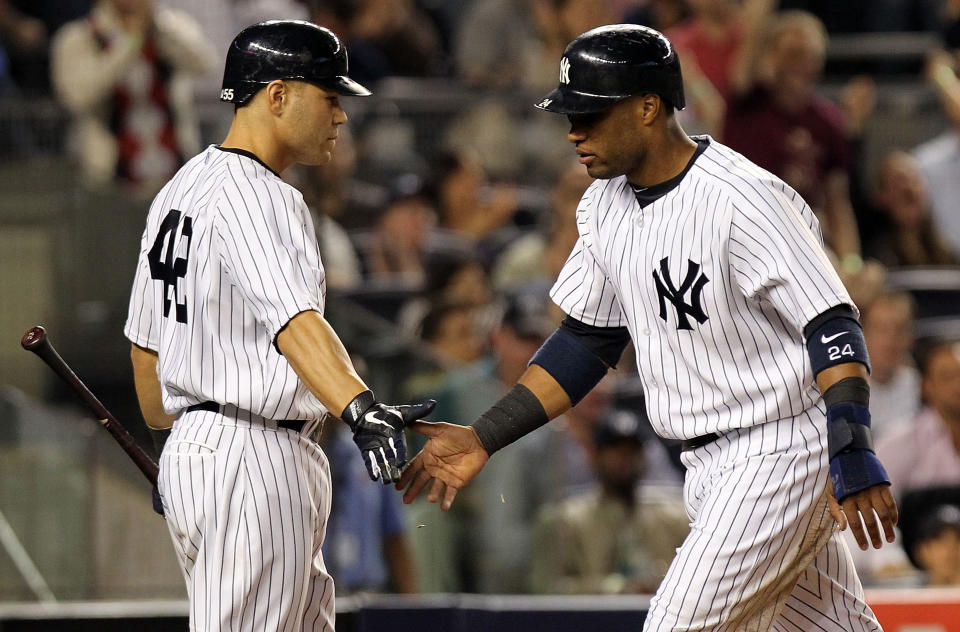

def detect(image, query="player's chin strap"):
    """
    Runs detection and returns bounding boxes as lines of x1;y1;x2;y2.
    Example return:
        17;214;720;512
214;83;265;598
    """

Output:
823;377;890;503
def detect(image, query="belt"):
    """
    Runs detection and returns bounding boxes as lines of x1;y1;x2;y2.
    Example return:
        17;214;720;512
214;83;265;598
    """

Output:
185;401;307;433
680;432;721;452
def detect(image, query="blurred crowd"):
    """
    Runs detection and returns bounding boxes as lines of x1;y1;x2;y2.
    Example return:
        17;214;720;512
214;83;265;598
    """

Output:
4;0;960;598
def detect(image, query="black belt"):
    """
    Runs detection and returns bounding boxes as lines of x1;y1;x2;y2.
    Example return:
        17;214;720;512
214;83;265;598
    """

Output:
186;401;307;433
680;432;721;452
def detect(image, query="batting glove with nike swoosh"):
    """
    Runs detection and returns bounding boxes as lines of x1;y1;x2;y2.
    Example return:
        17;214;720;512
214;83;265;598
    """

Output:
341;390;436;484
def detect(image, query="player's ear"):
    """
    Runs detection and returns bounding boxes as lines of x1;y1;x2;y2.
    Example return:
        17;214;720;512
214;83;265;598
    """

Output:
638;94;662;126
264;80;289;115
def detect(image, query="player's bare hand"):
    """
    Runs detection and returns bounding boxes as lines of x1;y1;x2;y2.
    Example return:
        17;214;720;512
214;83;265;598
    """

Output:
397;421;489;511
829;482;898;551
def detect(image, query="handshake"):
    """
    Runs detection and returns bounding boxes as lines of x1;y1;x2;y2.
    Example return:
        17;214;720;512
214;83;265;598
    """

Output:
340;390;436;484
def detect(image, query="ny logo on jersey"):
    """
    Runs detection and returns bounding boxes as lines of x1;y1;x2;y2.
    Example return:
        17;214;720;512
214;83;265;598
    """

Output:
147;209;193;324
559;57;571;84
652;257;709;331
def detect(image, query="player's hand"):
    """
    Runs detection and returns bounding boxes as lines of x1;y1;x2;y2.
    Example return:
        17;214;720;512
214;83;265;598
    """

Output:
396;421;489;511
827;480;898;551
342;391;436;484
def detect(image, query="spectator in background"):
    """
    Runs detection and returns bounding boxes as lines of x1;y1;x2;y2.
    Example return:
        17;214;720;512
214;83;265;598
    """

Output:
428;148;520;258
349;0;445;78
862;290;921;441
0;0;51;94
50;0;213;190
877;340;960;500
361;174;438;287
0;34;12;96
529;409;688;594
863;151;958;267
320;413;417;594
624;0;690;32
492;161;592;295
914;49;960;255
157;0;308;94
418;301;488;367
665;0;772;135
724;9;862;269
899;487;960;587
447;1;621;181
668;0;751;104
945;0;960;49
401;300;491;404
406;293;554;593
311;0;445;84
912;504;960;586
455;0;619;92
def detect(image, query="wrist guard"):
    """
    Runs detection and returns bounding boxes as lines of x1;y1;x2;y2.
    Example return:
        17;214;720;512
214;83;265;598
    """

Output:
823;377;890;502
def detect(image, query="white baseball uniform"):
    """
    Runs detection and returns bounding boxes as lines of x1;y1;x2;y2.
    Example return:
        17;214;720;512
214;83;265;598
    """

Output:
552;137;882;631
125;145;335;631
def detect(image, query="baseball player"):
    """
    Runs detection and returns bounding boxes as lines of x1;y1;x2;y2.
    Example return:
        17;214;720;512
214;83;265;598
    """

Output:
400;25;898;631
125;20;433;631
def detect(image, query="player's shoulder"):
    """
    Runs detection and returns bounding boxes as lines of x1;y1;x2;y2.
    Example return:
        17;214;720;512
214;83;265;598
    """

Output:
697;140;811;217
214;148;305;210
577;175;631;222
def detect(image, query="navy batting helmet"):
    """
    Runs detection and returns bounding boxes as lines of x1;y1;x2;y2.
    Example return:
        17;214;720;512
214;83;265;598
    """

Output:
535;24;685;114
220;20;370;105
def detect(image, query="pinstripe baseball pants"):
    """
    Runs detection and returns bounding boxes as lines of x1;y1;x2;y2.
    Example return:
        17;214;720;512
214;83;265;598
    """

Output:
644;410;883;631
158;407;334;631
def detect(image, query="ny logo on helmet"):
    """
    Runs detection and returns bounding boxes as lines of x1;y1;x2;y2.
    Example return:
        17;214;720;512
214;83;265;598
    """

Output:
559;57;571;84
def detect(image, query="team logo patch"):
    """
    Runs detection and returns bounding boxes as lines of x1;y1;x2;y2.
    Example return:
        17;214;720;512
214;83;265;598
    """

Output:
537;98;553;109
559;57;571;84
652;257;709;330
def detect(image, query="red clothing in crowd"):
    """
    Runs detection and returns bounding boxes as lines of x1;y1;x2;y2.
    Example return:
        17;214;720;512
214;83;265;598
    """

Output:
723;86;850;211
667;18;744;101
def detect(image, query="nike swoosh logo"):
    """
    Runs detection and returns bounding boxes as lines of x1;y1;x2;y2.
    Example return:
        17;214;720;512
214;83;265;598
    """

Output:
820;332;847;343
363;410;395;429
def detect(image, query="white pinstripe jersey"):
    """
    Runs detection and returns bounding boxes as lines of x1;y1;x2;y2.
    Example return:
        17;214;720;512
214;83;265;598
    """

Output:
125;145;328;420
551;137;854;440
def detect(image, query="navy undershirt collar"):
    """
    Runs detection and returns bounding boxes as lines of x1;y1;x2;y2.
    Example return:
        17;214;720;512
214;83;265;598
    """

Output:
630;136;710;208
215;145;282;178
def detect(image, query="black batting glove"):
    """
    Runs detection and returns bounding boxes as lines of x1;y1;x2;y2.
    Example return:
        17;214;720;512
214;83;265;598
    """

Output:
341;390;436;484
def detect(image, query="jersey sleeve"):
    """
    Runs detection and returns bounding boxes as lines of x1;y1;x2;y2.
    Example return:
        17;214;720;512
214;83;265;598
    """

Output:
123;229;159;351
214;176;326;340
728;183;855;333
549;184;626;327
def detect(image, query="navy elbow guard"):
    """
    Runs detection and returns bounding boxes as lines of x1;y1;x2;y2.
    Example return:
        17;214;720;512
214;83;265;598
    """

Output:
529;326;609;406
823;377;890;502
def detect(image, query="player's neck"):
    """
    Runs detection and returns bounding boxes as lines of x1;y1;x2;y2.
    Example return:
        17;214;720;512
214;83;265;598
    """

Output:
221;119;292;174
626;126;698;189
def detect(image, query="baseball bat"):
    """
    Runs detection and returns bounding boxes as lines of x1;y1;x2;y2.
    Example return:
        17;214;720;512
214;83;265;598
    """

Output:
21;326;159;487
